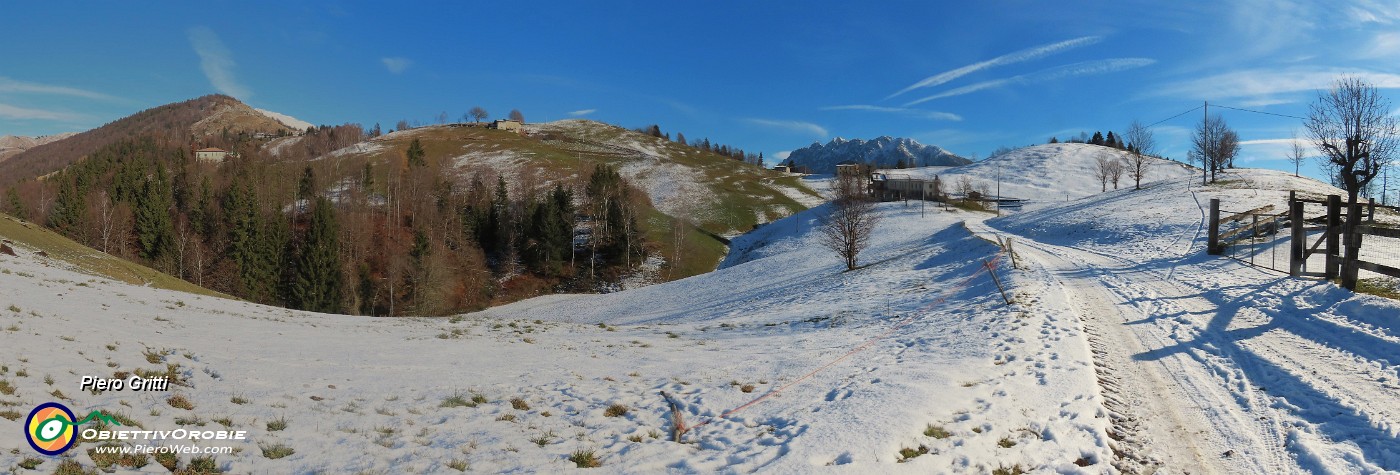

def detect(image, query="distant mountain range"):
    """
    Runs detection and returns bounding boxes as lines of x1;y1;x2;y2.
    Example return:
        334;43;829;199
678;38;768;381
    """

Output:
0;133;76;163
786;136;969;173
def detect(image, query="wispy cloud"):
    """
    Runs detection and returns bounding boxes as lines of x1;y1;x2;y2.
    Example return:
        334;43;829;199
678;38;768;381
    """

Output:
0;77;119;101
381;57;412;74
188;26;252;98
1154;67;1400;102
886;36;1102;100
567;109;596;117
0;102;85;121
820;105;962;121
905;58;1155;106
742;118;828;137
1365;31;1400;58
774;151;792;160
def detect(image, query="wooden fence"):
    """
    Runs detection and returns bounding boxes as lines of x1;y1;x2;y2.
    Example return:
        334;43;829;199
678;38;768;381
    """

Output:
1209;192;1400;290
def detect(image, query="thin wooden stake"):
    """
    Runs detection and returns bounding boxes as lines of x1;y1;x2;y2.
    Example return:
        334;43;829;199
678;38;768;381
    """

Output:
985;259;1011;305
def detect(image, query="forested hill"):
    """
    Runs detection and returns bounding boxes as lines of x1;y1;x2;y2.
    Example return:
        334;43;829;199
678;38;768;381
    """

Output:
0;97;818;316
0;95;294;188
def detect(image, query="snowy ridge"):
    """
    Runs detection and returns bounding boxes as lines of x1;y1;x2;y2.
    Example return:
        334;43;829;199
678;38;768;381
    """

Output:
885;143;1198;203
787;136;969;173
255;108;315;131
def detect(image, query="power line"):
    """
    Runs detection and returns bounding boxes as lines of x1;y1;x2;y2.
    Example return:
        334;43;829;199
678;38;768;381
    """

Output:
1211;104;1308;121
1145;105;1203;129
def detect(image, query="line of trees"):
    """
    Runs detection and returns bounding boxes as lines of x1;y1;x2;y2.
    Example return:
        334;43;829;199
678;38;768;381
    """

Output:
3;136;650;316
638;124;766;167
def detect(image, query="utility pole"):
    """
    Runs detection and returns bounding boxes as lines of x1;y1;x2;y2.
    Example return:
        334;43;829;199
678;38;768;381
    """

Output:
1202;101;1209;186
995;163;1002;217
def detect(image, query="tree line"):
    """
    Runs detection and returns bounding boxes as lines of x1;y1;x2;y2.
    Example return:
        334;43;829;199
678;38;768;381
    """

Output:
3;135;650;316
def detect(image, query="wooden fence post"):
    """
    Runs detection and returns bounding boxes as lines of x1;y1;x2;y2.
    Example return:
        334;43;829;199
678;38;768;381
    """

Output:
1342;203;1364;290
1290;199;1304;276
1207;198;1221;255
1326;195;1341;280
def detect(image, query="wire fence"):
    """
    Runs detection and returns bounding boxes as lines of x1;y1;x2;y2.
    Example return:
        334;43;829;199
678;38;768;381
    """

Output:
1214;199;1400;282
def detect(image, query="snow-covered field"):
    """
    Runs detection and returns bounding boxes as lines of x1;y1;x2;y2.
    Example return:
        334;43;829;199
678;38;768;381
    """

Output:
3;151;1398;473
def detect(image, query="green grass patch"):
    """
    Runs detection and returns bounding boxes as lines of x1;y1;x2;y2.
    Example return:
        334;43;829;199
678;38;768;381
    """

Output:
925;424;950;439
266;416;288;431
17;456;42;470
1355;278;1400;300
51;459;97;475
568;448;602;468
897;445;929;462
260;442;295;459
603;403;628;417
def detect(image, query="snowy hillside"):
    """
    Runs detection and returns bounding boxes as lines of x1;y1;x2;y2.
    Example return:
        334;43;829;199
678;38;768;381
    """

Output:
254;108;315;131
3;145;1398;473
787;136;969;173
885;143;1197;203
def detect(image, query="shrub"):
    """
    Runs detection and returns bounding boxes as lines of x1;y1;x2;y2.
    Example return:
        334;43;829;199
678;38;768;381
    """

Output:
267;416;288;431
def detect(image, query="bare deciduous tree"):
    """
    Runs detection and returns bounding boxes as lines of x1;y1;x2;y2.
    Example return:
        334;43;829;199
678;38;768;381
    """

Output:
1106;158;1125;190
469;106;489;123
820;171;880;271
1305;76;1398;205
1192;114;1240;183
509;109;525;123
1094;155;1111;192
1289;129;1307;177
1124;119;1156;189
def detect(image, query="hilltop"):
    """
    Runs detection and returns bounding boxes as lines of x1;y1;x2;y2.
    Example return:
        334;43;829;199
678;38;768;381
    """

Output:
0;95;293;188
883;142;1197;202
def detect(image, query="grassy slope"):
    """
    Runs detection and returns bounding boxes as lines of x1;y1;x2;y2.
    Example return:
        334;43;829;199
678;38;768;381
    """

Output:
331;122;817;280
0;213;232;299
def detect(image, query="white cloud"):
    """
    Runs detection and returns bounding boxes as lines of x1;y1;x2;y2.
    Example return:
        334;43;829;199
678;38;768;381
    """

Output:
1155;67;1400;102
1365;31;1400;58
0;77;118;101
904;58;1155;105
0;102;84;121
887;36;1103;99
820;104;962;121
774;151;791;160
188;26;252;99
381;57;412;74
742;118;828;137
567;109;596;117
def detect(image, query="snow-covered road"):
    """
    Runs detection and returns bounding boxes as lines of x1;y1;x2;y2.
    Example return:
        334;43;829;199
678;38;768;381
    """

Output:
976;172;1400;473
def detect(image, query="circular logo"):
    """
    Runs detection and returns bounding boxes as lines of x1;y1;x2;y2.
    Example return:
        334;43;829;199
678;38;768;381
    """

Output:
25;402;77;455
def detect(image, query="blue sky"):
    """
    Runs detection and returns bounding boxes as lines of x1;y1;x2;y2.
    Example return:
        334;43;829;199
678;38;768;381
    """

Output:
4;1;1400;186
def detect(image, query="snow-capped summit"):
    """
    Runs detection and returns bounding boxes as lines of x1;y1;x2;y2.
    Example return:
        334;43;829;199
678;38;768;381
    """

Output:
787;136;969;173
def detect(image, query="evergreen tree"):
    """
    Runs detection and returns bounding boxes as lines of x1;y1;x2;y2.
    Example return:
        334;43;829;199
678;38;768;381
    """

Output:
290;197;343;313
1106;131;1117;148
225;177;278;303
406;138;426;167
1049;136;1059;143
298;166;316;201
485;176;512;258
5;187;23;219
1091;131;1105;146
135;165;174;264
